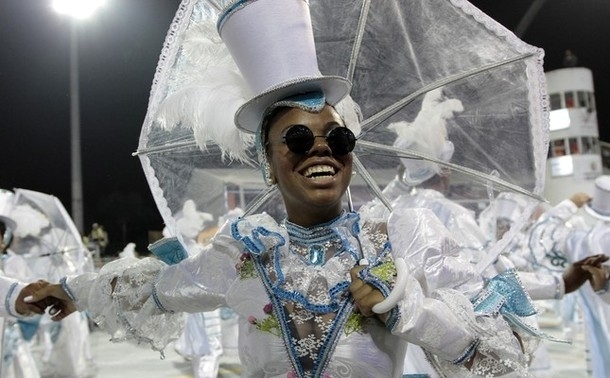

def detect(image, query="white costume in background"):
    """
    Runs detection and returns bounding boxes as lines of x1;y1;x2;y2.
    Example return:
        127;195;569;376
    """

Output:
528;198;610;378
478;194;571;377
27;232;94;378
63;209;540;377
7;196;95;378
1;251;41;378
165;200;223;378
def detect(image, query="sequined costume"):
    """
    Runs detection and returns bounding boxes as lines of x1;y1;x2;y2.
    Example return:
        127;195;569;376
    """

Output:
61;205;540;378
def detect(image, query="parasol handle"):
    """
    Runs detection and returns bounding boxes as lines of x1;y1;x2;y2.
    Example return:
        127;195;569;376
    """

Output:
372;258;408;314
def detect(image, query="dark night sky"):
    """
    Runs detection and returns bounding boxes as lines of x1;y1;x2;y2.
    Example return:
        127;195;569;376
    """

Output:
1;0;608;253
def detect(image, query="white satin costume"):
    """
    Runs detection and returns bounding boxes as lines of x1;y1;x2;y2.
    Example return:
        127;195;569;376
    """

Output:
527;199;610;378
61;206;537;378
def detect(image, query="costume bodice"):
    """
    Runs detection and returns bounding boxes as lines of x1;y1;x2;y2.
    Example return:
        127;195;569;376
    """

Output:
228;211;405;377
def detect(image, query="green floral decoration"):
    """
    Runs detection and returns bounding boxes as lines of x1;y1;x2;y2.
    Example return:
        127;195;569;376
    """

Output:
370;261;397;283
255;314;281;337
344;312;366;336
237;253;258;279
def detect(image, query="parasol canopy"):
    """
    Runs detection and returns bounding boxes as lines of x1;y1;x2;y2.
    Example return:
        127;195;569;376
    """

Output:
9;189;93;280
136;0;549;268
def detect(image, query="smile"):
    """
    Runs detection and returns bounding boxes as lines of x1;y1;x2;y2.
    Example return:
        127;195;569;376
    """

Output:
302;164;337;180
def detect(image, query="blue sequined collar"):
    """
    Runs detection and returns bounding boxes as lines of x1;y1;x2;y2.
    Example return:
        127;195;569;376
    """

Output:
283;211;359;244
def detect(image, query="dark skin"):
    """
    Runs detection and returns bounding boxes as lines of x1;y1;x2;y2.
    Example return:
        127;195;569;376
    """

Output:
265;105;353;227
564;254;609;293
16;280;58;316
25;281;75;321
582;258;609;292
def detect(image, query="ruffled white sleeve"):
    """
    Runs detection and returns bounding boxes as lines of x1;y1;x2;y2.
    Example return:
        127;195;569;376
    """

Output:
154;230;241;312
63;222;242;352
386;207;534;377
63;257;181;352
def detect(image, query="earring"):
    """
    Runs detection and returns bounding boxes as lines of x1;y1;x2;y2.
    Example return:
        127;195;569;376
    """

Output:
263;162;276;186
257;145;276;186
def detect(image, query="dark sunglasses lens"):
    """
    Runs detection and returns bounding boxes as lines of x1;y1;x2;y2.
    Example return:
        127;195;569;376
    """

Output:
284;125;314;154
327;128;356;155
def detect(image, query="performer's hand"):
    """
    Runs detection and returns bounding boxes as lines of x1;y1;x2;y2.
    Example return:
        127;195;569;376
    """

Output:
579;254;610;292
569;192;591;208
24;283;76;321
16;280;53;316
349;266;386;319
563;254;609;294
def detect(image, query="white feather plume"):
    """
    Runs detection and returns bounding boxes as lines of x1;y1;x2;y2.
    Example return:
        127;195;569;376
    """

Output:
154;18;255;163
335;95;362;136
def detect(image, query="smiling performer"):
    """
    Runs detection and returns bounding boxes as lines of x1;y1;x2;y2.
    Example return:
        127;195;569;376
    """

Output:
28;1;543;377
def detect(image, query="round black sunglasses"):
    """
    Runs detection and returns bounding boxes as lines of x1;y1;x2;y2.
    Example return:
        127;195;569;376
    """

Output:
281;124;356;156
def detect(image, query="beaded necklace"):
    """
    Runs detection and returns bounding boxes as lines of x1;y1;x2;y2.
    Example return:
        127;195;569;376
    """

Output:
283;215;346;266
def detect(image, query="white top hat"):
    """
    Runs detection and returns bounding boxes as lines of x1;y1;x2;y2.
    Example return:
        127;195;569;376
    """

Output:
217;0;351;133
585;175;610;221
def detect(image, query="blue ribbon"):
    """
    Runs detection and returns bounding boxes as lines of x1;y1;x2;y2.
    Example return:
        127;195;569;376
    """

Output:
472;269;570;343
231;220;285;256
473;269;536;317
148;237;189;265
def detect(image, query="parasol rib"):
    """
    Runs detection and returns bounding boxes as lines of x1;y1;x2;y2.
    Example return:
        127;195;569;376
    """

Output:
356;140;546;202
352;154;393;211
133;140;198;156
346;0;371;83
244;186;279;216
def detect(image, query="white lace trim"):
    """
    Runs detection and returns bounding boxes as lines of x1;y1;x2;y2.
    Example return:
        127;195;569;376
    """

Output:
85;257;184;352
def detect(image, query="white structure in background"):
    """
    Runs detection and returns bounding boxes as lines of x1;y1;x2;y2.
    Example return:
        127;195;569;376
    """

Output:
544;67;603;207
601;141;610;173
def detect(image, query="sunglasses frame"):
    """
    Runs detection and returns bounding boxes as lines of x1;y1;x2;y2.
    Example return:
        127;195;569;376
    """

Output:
281;124;356;156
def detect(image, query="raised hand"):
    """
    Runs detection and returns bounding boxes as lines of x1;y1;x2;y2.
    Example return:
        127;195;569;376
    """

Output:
349;265;386;318
24;283;77;321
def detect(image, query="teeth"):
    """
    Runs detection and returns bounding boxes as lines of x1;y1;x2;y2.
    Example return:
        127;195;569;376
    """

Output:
304;165;336;178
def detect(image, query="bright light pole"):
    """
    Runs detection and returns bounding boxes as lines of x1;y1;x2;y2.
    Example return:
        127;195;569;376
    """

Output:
52;0;106;234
